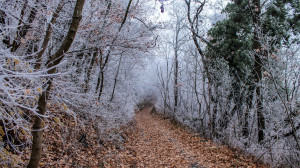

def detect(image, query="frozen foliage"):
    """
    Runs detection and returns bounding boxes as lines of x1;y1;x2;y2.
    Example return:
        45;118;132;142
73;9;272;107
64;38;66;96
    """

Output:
154;0;300;167
0;0;155;166
0;49;40;165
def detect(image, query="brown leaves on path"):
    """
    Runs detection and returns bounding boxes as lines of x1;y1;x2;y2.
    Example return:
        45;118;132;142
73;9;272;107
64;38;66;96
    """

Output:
21;105;268;167
102;106;268;168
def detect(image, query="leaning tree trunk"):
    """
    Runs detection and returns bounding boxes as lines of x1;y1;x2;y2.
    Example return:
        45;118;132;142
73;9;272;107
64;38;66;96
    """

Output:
34;0;65;70
27;1;85;167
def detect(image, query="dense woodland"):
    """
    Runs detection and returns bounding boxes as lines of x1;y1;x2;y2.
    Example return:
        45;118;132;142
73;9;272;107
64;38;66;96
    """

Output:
0;0;299;167
155;0;299;167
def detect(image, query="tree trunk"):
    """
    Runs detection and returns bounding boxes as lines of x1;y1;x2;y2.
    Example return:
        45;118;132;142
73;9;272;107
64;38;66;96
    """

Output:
11;0;38;52
27;80;52;168
185;0;212;137
110;54;123;102
98;70;105;101
251;0;265;143
84;52;97;93
27;1;85;167
193;58;202;122
95;0;132;101
35;0;65;70
174;41;179;114
243;82;254;138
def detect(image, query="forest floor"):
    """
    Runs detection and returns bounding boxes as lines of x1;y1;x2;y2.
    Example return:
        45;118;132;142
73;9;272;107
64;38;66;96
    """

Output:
98;106;268;168
21;105;269;167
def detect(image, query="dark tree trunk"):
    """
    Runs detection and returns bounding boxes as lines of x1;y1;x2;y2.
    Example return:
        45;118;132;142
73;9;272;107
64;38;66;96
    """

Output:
185;0;213;137
174;42;179;114
27;1;85;167
98;70;105;101
251;0;265;143
110;54;123;102
211;90;217;138
84;52;97;93
35;0;64;70
95;0;132;101
243;82;255;138
27;80;52;168
11;0;38;52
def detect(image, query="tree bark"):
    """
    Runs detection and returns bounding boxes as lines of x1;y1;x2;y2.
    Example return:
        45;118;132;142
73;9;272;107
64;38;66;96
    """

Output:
35;0;65;70
27;1;85;167
84;51;97;93
27;80;52;168
110;54;123;102
174;23;179;114
251;0;265;143
185;0;214;137
11;0;38;52
95;0;132;101
98;70;105;100
243;83;254;138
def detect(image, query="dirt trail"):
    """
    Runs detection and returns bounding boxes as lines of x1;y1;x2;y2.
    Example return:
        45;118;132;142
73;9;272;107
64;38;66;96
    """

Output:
102;106;267;167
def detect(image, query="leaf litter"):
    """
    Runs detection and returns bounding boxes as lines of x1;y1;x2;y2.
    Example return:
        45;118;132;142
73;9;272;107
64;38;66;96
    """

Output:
20;106;269;167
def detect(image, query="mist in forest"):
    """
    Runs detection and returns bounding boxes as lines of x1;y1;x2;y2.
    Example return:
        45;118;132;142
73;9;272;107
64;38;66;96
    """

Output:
0;0;299;167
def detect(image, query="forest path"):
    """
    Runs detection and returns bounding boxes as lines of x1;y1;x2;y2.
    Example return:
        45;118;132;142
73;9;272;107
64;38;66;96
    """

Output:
103;106;267;167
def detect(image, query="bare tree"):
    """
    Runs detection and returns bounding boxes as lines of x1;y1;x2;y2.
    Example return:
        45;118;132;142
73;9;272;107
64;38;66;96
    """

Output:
27;1;85;167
